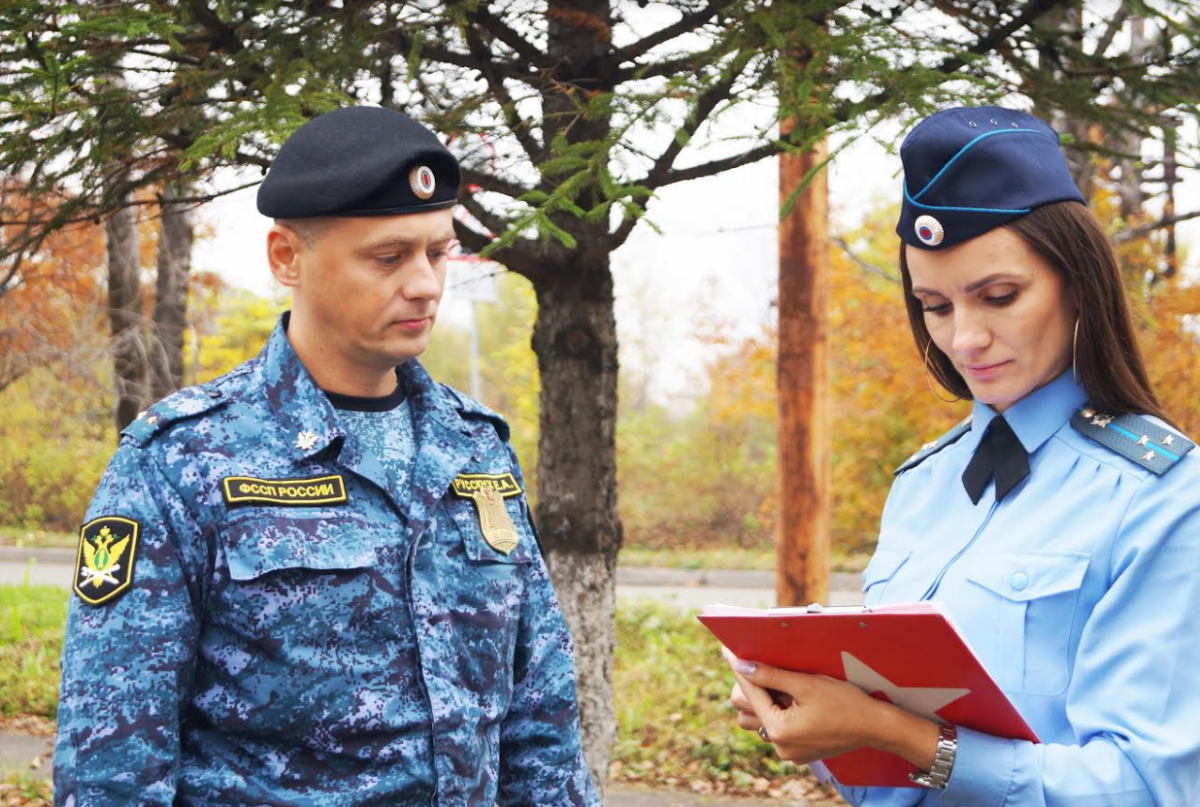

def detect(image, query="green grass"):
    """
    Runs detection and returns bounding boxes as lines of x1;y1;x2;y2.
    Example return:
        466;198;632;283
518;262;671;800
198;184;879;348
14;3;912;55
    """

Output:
612;599;841;800
0;528;76;549
0;582;67;720
0;771;53;806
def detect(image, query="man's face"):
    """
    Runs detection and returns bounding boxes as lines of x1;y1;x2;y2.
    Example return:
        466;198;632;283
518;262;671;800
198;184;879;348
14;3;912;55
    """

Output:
286;209;456;372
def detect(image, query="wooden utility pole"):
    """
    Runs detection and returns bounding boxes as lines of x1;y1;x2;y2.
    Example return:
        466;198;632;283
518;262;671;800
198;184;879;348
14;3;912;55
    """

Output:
776;131;831;607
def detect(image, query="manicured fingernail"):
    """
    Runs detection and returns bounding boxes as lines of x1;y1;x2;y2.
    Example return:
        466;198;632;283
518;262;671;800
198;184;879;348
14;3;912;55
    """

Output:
733;659;757;676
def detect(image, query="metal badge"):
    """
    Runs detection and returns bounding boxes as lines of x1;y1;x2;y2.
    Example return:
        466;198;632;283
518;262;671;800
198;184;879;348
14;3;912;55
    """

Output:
470;486;519;555
914;215;945;246
409;165;436;200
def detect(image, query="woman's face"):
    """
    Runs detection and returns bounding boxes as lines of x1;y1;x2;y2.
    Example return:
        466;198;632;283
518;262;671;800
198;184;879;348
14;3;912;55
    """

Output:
906;226;1077;413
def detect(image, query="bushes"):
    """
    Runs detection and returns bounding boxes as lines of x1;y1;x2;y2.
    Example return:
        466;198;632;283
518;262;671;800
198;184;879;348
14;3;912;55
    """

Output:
0;369;113;532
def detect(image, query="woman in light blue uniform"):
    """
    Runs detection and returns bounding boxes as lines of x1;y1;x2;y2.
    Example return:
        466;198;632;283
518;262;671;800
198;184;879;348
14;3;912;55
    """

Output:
726;106;1200;806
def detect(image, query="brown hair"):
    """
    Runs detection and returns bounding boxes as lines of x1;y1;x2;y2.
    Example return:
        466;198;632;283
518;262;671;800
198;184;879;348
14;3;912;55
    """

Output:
900;201;1171;423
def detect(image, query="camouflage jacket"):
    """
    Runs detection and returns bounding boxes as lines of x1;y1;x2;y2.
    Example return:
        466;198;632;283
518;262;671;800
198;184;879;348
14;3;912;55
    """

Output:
54;316;599;807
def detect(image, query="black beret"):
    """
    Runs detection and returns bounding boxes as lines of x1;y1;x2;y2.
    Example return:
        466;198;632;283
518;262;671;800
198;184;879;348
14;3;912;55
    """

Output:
257;106;461;218
896;106;1085;251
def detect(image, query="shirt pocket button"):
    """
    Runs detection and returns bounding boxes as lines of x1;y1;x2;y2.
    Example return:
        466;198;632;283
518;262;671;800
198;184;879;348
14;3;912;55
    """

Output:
1010;571;1029;591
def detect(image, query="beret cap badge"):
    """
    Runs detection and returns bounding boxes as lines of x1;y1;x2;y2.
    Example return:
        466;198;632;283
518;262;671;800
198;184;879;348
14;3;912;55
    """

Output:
410;165;436;200
914;215;945;247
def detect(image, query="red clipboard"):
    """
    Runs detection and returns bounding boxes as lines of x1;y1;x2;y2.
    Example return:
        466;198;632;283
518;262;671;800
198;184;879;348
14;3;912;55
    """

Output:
698;602;1039;787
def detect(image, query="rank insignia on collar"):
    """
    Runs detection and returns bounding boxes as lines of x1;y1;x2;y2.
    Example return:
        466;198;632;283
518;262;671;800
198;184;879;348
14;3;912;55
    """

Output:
74;517;139;606
451;473;522;555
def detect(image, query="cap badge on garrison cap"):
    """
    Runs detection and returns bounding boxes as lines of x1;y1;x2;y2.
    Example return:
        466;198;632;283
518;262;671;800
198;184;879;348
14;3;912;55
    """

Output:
410;165;436;200
914;215;945;247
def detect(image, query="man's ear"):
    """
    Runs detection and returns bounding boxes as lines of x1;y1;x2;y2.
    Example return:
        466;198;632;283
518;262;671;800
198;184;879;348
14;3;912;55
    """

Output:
266;223;305;289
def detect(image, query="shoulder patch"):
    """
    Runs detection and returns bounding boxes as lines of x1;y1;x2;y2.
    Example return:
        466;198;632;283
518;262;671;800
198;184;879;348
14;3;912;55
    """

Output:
894;416;973;476
1070;405;1194;476
120;383;229;446
441;384;511;442
74;517;139;606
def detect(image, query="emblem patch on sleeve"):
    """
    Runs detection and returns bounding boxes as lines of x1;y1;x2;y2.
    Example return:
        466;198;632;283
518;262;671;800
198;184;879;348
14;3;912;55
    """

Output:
451;473;523;555
222;475;348;506
74;517;139;606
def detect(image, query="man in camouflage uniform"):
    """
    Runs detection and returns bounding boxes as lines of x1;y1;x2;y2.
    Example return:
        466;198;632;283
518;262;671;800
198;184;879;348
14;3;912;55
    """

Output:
55;106;599;806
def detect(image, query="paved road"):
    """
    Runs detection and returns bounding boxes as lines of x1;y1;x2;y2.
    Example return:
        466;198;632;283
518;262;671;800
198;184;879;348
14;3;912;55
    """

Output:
0;547;863;609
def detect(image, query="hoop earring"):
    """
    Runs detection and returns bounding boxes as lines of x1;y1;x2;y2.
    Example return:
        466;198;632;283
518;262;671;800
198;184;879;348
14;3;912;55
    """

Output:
924;340;962;404
1072;318;1080;383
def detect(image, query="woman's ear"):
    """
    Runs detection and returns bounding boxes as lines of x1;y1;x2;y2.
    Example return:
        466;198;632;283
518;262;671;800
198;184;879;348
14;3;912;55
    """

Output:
266;224;304;289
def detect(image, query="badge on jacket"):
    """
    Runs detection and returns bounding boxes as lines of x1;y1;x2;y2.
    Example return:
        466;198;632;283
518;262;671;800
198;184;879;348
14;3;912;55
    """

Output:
74;517;139;606
451;473;522;555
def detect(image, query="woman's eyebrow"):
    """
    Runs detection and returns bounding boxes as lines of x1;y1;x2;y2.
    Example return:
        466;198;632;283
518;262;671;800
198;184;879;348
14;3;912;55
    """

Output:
911;273;1023;296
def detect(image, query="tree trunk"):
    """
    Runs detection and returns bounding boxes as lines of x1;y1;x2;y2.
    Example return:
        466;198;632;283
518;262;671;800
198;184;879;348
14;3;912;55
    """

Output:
531;261;621;794
150;186;194;400
776;138;831;607
106;197;146;433
536;0;620;793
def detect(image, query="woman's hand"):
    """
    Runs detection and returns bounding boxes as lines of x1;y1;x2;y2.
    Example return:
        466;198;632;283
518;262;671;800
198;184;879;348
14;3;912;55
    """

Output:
725;649;940;768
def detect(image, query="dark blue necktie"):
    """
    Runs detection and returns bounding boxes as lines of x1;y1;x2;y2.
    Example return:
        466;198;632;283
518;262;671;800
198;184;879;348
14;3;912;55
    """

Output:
962;416;1030;504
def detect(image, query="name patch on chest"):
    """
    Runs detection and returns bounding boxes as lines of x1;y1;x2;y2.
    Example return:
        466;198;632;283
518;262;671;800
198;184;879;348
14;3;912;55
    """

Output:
450;472;522;499
222;475;348;506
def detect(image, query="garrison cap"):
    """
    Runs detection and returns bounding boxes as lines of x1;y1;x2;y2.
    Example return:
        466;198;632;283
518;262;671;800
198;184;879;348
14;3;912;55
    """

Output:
896;106;1085;250
257;106;460;218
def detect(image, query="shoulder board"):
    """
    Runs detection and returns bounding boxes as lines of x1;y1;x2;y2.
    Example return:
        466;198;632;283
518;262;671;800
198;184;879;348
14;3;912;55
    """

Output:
1070;405;1194;476
894;416;973;476
441;384;510;442
120;383;229;446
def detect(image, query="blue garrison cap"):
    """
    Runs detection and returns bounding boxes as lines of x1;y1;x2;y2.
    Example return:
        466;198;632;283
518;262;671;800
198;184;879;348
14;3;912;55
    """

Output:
896;106;1085;250
257;106;460;218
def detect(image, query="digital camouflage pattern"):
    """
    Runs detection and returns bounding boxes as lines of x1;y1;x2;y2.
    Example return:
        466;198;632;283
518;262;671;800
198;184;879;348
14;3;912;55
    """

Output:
55;315;599;806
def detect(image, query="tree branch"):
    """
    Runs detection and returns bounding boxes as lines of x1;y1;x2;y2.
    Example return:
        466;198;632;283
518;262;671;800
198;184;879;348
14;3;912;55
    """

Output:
460;25;545;164
460;166;531;199
469;6;554;70
1112;208;1200;244
640;61;747;190
1091;7;1131;58
612;0;736;64
833;236;900;284
833;0;1072;124
457;191;516;242
648;142;780;189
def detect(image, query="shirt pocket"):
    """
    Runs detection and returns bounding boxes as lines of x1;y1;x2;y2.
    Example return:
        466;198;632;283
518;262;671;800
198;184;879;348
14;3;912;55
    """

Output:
446;496;536;567
861;547;911;606
965;550;1091;696
221;513;387;581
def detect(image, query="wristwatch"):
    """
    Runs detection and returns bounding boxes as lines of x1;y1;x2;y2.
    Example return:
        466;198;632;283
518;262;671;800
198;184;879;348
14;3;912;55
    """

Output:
909;723;958;789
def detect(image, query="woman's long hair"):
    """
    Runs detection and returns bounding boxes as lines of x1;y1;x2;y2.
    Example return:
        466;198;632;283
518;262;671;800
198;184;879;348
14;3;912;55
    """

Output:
899;200;1170;423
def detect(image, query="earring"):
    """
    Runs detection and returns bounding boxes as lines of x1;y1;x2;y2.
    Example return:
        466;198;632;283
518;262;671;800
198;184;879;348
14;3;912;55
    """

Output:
1072;318;1080;383
924;340;962;404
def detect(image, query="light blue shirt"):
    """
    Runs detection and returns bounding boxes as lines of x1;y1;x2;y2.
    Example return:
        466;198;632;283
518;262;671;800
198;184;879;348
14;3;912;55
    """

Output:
839;371;1200;807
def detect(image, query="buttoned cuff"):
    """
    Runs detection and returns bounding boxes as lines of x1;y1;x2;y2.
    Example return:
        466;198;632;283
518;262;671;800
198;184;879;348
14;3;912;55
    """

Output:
941;726;1015;807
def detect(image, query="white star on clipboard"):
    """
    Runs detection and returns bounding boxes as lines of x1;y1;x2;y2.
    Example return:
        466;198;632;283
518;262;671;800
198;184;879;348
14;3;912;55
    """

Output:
841;652;970;721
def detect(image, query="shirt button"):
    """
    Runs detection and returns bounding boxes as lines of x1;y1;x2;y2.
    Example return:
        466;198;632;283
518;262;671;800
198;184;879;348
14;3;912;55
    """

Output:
1011;572;1029;591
